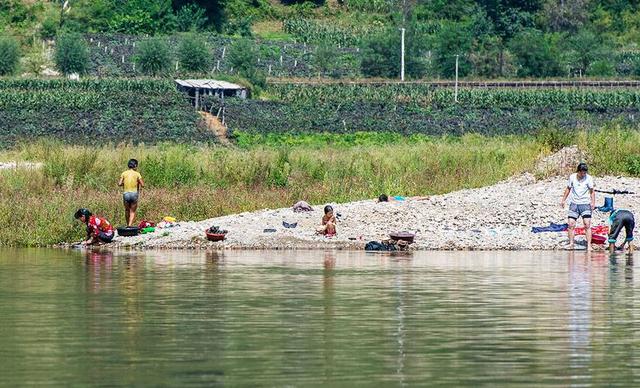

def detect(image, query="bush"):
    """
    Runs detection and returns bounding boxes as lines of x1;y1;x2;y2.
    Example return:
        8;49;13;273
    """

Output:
589;59;615;77
312;44;336;76
54;33;89;75
432;21;473;78
136;37;171;76
224;17;254;37
228;39;266;89
361;32;398;78
175;3;208;32
0;36;20;76
509;29;562;77
626;155;640;176
536;128;574;151
178;34;212;73
40;17;58;40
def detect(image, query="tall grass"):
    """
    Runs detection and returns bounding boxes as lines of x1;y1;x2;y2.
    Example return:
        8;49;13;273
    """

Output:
2;129;639;246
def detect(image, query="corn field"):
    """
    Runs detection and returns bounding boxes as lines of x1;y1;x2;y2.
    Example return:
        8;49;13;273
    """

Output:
269;83;640;109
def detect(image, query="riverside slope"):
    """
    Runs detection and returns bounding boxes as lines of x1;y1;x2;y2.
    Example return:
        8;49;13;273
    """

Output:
109;174;640;251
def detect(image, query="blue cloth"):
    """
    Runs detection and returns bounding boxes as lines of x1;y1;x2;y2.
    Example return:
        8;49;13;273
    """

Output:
531;223;569;233
393;196;406;201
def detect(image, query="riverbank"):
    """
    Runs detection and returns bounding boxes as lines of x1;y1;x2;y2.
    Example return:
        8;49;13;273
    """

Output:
102;173;639;251
2;133;640;247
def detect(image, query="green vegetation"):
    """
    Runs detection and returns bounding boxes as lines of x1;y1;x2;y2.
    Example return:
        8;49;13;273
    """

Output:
228;39;267;89
0;36;20;76
54;33;90;75
136;37;171;75
177;34;212;73
5;1;640;79
4;78;640;146
209;84;640;137
283;18;384;46
269;84;640;109
0;79;210;146
0;136;542;246
79;34;359;79
3;127;640;247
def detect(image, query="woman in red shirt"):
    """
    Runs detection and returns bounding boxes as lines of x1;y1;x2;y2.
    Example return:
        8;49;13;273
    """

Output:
74;208;114;245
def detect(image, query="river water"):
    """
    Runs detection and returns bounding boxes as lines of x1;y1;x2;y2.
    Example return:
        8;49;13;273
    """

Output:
0;249;639;386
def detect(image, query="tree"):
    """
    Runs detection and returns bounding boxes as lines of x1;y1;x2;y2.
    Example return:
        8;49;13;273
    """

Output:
136;37;171;75
361;32;399;78
108;0;176;34
54;33;89;75
469;36;512;78
432;21;473;78
360;22;427;79
175;3;208;32
566;29;606;75
178;34;211;73
509;29;562;77
413;0;476;21
0;36;20;76
542;0;590;32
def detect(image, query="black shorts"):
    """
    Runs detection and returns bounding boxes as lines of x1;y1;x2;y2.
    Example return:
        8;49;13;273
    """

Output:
608;210;635;243
97;231;114;243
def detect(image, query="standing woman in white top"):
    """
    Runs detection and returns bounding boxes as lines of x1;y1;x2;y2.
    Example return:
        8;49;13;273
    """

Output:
560;163;596;251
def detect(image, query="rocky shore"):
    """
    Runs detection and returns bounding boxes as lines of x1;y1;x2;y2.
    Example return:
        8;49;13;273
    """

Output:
106;172;639;251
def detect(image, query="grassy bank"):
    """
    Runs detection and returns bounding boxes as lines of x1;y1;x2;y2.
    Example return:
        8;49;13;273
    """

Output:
2;128;640;247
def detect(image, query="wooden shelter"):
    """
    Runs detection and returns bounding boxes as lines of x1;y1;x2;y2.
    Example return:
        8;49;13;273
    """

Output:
175;79;248;110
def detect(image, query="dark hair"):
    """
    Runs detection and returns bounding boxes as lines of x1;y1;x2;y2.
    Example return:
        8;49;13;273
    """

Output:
128;158;138;169
74;208;92;222
324;205;333;214
378;194;389;202
576;162;588;172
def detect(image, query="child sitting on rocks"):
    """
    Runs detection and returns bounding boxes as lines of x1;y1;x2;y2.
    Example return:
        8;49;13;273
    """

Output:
317;205;336;237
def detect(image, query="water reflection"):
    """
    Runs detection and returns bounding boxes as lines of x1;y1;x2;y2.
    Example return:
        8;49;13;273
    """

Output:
0;249;639;386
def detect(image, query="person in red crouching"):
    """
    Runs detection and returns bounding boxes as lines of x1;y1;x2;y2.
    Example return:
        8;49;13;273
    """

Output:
74;208;114;245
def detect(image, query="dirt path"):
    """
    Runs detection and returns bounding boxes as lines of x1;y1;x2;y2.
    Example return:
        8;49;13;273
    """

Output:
199;111;231;146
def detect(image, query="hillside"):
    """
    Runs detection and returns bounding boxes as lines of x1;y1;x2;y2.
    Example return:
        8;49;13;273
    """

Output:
0;79;213;146
3;1;640;80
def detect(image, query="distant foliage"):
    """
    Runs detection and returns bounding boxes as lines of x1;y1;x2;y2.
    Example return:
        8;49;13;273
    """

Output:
0;36;20;76
361;27;426;79
54;33;89;75
40;17;58;40
283;18;384;46
136;37;171;75
178;34;212;73
228;39;266;89
312;44;337;77
175;3;208;32
509;29;561;78
433;21;473;78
